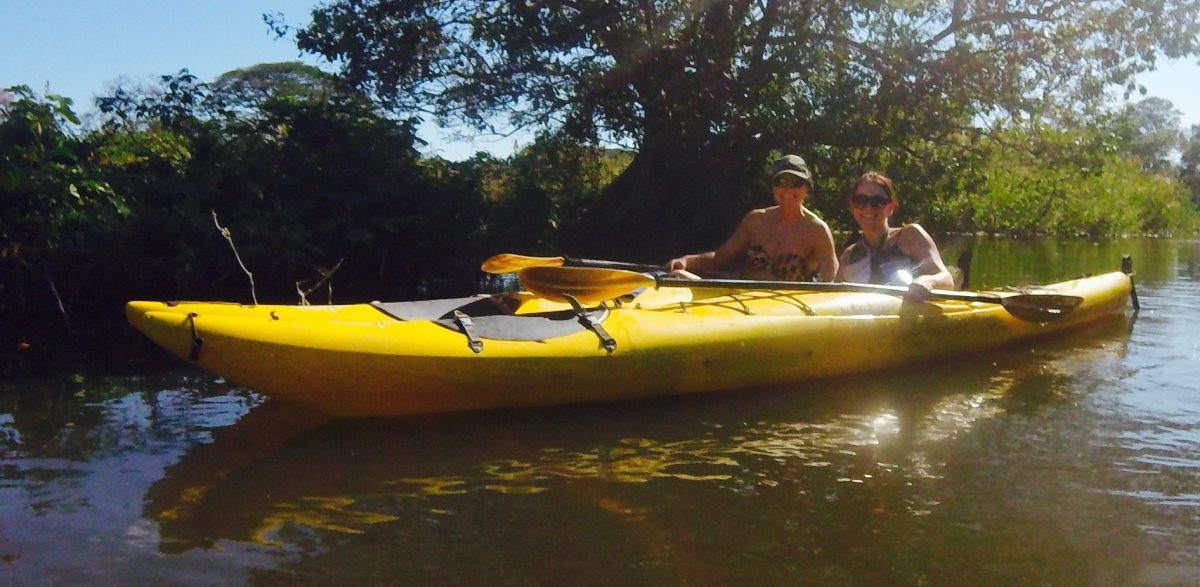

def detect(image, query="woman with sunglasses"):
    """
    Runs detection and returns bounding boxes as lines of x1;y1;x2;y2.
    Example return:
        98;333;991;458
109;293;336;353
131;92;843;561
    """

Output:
668;154;838;281
836;172;954;297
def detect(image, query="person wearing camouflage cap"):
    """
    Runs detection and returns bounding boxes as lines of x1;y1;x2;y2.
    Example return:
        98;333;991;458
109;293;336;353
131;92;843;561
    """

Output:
668;154;838;281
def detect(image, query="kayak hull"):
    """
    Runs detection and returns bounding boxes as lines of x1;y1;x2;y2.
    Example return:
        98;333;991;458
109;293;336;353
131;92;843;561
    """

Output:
126;272;1131;417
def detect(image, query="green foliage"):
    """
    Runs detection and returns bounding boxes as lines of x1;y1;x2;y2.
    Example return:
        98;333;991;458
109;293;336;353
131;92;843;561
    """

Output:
486;134;630;252
1181;125;1200;207
97;70;228;133
1;86;129;341
1;87;127;252
5;66;501;355
91;68;493;302
212;61;337;107
936;123;1199;237
810;132;991;235
1115;98;1184;172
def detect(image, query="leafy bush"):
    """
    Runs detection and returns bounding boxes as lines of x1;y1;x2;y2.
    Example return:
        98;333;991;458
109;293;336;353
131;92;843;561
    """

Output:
1;86;130;346
936;123;1199;237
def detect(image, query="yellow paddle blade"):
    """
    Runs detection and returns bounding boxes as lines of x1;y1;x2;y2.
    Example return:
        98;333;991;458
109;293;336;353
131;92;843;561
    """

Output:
480;253;566;274
519;266;655;303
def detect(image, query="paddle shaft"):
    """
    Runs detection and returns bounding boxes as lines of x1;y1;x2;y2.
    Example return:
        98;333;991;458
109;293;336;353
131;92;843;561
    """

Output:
655;276;1005;304
516;266;1083;321
567;257;664;272
654;275;1081;321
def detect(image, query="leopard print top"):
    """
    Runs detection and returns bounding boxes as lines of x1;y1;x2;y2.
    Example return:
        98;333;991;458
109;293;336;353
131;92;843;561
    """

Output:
743;244;818;281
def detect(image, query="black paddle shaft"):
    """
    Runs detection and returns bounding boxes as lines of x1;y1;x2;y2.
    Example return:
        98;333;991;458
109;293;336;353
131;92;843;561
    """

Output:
566;258;665;273
655;276;1002;302
653;276;1082;321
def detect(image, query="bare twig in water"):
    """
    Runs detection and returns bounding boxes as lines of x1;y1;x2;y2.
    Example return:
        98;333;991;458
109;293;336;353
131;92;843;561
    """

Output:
296;258;343;305
41;263;72;332
211;210;257;305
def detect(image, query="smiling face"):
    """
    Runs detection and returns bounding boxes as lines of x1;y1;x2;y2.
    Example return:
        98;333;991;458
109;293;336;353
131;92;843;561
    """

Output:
773;174;811;209
848;179;896;232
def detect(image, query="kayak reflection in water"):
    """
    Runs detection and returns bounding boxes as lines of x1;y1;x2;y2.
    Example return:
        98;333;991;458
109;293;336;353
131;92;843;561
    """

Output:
836;171;955;301
667;154;838;282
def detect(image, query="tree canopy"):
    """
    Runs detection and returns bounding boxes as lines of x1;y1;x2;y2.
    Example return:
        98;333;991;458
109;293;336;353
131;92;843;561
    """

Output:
212;61;338;107
1123;97;1185;171
1182;125;1200;206
284;0;1200;256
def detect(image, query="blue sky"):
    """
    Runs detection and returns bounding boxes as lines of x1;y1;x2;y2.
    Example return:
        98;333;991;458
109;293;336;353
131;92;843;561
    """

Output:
3;0;1198;160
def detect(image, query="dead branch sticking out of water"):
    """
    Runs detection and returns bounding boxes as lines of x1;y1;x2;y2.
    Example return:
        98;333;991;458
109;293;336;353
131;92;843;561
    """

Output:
211;210;258;305
296;258;343;305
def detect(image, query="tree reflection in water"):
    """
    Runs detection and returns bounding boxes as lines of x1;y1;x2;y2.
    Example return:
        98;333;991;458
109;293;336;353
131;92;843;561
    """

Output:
142;315;1133;560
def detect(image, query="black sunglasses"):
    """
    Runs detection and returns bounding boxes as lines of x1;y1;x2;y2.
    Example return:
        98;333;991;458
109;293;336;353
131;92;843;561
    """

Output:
850;193;891;209
773;176;809;188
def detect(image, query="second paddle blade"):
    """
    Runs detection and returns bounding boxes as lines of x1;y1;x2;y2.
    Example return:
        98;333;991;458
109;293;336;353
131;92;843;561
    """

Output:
480;253;565;273
519;266;654;304
999;293;1084;322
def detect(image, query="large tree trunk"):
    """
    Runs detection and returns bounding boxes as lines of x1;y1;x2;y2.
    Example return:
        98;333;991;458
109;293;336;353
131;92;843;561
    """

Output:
562;2;774;261
565;131;767;262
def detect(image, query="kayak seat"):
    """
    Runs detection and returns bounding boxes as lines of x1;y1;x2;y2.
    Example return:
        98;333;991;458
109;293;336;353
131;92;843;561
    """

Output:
371;296;611;341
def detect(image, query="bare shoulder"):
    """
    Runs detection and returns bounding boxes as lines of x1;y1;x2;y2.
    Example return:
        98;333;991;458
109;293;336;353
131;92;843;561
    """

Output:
741;206;773;227
798;209;833;238
898;223;943;258
806;210;832;231
899;223;935;244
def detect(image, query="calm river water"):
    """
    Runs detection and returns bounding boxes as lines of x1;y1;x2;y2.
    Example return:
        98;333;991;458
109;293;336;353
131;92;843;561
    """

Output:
2;237;1198;586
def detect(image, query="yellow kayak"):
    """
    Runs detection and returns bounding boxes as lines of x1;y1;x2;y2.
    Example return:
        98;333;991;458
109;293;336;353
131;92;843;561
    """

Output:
126;270;1131;418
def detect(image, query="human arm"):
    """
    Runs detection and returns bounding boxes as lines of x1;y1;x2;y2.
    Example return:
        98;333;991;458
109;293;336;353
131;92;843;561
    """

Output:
668;251;716;274
898;224;954;293
811;220;839;282
834;242;858;283
668;213;755;274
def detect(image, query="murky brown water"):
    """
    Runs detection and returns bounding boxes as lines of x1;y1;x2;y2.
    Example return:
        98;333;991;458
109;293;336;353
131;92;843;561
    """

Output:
2;238;1197;586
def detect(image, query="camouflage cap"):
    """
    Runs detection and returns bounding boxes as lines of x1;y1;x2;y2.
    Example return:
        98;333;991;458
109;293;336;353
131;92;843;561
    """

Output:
770;154;813;183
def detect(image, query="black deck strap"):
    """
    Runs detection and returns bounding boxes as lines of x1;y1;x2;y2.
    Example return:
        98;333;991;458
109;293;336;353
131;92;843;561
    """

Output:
1122;255;1140;310
186;312;203;361
770;292;815;316
451;310;484;353
727;293;754;315
563;294;617;353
